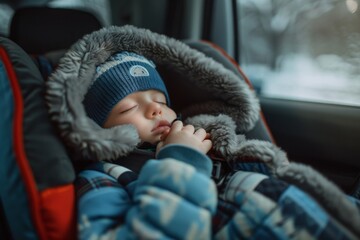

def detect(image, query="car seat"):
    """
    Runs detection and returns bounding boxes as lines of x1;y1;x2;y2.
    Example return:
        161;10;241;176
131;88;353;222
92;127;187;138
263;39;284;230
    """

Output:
0;7;103;240
0;36;76;240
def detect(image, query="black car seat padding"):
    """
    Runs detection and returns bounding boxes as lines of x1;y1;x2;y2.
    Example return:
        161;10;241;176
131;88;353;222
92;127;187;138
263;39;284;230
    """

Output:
10;7;102;54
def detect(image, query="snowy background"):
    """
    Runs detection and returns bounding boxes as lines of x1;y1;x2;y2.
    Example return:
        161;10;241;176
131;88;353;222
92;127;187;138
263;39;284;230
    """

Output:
237;0;360;106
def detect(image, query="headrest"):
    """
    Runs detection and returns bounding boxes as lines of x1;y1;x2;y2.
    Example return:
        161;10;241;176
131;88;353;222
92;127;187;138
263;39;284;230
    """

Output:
10;7;102;54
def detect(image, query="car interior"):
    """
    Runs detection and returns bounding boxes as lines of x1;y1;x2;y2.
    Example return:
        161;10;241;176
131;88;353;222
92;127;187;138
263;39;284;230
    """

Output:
1;0;359;239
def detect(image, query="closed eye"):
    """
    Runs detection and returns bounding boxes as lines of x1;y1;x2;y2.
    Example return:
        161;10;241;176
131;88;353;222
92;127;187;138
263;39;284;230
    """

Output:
119;105;137;114
155;101;167;105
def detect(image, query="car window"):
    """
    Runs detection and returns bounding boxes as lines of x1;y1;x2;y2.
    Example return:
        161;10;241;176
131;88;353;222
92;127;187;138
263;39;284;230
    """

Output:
0;3;13;36
237;0;360;106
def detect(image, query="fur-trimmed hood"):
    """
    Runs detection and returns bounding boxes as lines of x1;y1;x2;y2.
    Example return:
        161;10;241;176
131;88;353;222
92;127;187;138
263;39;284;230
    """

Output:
46;25;260;161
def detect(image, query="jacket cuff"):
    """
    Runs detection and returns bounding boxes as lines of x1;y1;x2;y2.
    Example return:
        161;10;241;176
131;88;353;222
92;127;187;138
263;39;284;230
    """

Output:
156;144;212;177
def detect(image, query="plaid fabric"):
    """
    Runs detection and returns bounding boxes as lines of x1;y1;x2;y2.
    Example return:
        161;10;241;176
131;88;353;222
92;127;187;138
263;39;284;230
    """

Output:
212;199;238;234
75;156;360;239
75;166;360;239
75;176;121;199
254;178;289;201
76;158;217;240
214;171;359;240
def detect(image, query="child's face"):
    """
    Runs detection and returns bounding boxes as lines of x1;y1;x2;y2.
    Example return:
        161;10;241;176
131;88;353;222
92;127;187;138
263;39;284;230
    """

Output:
103;90;177;145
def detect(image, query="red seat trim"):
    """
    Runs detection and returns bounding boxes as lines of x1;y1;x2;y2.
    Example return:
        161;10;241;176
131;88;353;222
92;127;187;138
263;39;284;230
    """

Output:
1;46;47;240
40;185;76;240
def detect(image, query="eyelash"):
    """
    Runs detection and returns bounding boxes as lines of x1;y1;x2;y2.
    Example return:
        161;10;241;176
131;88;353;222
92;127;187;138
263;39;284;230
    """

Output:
120;105;137;114
156;101;166;105
119;100;166;114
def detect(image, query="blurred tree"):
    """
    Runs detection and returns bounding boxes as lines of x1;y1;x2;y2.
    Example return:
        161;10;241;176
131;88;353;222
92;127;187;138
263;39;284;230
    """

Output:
238;0;338;70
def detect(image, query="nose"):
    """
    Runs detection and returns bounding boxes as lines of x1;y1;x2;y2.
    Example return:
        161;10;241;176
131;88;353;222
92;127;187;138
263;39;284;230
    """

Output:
146;102;162;118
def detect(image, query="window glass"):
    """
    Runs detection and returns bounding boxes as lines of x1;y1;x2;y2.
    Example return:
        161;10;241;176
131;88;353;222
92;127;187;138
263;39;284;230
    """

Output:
237;0;360;106
0;4;14;36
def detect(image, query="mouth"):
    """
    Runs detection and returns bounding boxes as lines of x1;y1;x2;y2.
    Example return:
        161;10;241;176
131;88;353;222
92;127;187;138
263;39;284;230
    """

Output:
151;120;171;134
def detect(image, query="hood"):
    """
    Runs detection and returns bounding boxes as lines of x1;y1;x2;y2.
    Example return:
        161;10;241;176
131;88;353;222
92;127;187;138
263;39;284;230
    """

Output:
46;25;259;161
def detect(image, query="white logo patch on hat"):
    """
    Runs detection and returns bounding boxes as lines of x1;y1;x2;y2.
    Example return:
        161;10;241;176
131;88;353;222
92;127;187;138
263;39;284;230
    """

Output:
130;65;150;77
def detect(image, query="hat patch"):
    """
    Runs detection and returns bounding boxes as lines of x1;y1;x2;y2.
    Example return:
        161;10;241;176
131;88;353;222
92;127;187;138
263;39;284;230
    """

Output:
130;65;149;77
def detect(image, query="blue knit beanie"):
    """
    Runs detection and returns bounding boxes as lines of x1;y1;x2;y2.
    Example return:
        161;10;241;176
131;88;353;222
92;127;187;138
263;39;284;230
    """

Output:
83;51;170;126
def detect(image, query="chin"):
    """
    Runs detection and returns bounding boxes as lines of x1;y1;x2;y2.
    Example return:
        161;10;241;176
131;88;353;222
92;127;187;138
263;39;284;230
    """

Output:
151;139;161;145
144;138;160;146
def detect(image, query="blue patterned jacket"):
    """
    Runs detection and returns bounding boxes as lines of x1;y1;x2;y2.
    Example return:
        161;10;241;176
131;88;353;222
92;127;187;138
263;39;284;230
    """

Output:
76;144;217;239
75;144;360;239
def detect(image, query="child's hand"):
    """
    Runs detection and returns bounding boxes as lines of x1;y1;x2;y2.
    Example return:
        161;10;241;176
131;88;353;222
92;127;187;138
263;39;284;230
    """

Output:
156;121;212;155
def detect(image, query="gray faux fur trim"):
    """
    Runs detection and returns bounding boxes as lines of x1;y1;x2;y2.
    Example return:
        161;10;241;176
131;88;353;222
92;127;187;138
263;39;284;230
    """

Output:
46;25;259;161
186;114;289;171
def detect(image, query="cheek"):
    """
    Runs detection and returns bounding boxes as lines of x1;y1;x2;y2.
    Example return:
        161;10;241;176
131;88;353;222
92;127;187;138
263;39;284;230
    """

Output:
124;116;148;133
132;120;152;141
104;114;136;128
130;119;145;131
165;108;177;119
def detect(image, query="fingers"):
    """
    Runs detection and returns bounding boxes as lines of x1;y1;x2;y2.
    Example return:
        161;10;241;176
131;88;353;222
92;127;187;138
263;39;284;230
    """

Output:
158;121;213;155
160;128;171;141
205;133;211;139
170;121;195;134
170;120;183;132
182;124;195;134
156;141;164;153
202;139;213;152
194;128;207;140
170;121;210;141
